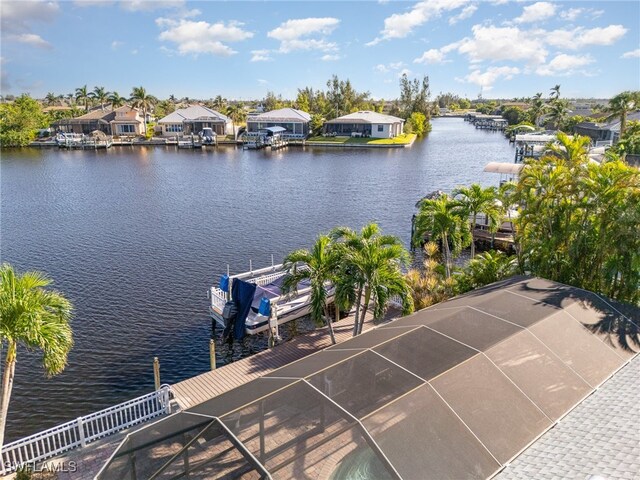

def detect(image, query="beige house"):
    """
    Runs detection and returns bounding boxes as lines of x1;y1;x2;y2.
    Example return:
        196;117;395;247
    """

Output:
109;106;144;136
52;106;143;136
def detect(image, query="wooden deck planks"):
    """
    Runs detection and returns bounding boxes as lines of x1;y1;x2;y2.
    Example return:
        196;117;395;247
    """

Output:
171;308;397;409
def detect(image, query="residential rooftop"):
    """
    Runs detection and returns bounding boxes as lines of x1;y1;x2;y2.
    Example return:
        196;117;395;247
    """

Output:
96;276;639;480
326;110;404;124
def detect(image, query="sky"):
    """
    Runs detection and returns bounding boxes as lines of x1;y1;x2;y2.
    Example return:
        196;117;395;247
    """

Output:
1;0;639;101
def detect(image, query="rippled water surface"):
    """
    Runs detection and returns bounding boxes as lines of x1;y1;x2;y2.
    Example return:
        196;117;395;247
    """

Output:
1;118;515;440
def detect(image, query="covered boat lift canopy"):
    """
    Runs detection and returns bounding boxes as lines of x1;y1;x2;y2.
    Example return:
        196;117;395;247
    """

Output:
484;162;525;175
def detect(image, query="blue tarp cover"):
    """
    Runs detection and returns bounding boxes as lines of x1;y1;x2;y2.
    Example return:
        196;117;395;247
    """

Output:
231;279;257;340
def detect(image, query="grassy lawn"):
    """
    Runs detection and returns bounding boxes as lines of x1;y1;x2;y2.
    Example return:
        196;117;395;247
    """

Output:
307;133;416;145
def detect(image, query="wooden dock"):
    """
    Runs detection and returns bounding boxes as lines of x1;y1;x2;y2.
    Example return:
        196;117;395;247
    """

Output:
171;307;398;409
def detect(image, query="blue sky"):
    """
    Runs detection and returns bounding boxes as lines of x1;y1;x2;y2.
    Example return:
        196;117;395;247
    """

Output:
1;0;639;100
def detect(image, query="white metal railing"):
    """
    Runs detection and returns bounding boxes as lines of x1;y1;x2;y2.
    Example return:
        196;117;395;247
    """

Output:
1;385;171;475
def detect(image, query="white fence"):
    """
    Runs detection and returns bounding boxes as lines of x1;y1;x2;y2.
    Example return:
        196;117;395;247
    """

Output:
1;385;171;475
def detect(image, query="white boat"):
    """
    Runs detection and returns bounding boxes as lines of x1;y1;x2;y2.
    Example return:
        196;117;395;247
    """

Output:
209;262;334;337
56;132;85;147
198;128;216;145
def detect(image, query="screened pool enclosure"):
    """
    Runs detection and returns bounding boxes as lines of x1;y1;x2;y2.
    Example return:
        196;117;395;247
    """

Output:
97;276;639;479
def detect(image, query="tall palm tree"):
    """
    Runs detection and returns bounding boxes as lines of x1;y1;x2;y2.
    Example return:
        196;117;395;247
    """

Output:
44;92;57;107
0;264;73;451
528;92;545;127
129;86;158;135
605;91;640;138
212;95;227;112
332;223;413;336
282;235;337;345
90;86;110;111
453;184;502;258
225;103;246;139
413;194;471;278
168;94;177;105
547;99;570;131
108;91;126;109
550;84;561;100
75;85;90;112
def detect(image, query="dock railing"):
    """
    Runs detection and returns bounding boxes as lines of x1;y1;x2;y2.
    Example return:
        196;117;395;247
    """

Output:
0;385;171;475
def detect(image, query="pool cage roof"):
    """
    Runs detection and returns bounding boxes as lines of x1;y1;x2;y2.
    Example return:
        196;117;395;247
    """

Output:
97;276;639;479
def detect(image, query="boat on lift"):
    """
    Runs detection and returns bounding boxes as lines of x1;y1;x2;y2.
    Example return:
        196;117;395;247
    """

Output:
209;261;334;339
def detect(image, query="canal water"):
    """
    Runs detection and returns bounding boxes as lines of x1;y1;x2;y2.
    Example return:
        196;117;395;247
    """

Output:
1;118;515;440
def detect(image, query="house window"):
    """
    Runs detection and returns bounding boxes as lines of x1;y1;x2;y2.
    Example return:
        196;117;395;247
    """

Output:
119;124;135;134
166;124;183;133
377;125;384;132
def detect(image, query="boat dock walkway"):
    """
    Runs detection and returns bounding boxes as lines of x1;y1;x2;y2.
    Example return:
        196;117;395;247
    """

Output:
171;307;397;409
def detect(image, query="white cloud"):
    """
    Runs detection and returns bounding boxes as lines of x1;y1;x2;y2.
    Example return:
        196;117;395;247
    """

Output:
375;62;406;73
621;49;640;59
546;25;627;49
414;48;448;64
121;0;185;11
459;66;520;90
8;33;52;49
321;54;341;61
268;18;340;53
560;8;583;21
367;0;470;45
457;25;548;65
111;40;124;49
449;5;477;25
514;2;556;24
157;18;253;56
257;79;269;86
251;49;272;62
1;1;58;49
536;53;594;76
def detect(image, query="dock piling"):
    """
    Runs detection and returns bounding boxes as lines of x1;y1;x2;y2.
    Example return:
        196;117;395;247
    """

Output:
209;339;216;370
153;357;161;390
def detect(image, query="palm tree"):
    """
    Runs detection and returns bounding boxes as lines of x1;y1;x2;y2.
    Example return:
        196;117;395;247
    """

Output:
545;131;590;166
44;92;57;107
90;86;110;111
331;223;413;336
413;194;471;278
547;99;570;131
0;264;73;450
550;84;561;100
282;235;337;345
168;94;177;105
212;95;227;111
453;184;502;258
75;85;90;112
605;91;640;138
225;103;246;140
129;86;158;135
108;91;126;109
528;92;545;127
460;250;518;290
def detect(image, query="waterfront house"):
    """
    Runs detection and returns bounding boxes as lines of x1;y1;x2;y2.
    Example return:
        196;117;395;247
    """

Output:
574;111;640;144
52;106;143;136
109;106;144;136
324;111;404;138
156;105;232;137
246;108;311;137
